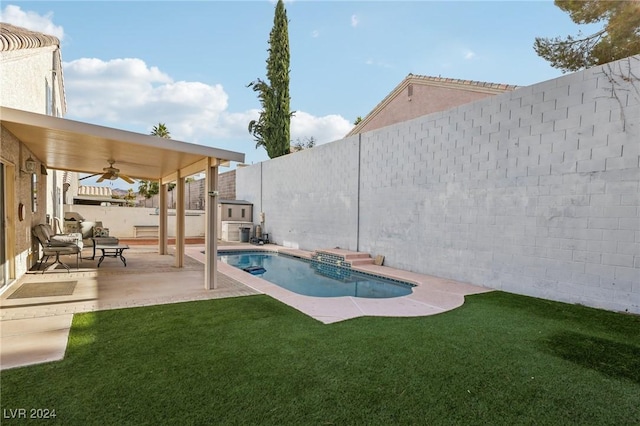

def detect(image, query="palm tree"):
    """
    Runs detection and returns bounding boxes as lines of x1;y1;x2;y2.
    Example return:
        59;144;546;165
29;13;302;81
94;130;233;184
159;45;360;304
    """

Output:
139;123;172;206
151;123;171;138
124;188;136;206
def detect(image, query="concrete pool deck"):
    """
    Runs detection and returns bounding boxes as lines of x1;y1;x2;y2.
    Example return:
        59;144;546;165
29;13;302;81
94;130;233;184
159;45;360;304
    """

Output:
192;245;491;324
1;243;490;370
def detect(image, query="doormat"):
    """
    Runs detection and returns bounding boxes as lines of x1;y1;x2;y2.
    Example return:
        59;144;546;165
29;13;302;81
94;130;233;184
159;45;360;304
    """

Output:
7;281;77;299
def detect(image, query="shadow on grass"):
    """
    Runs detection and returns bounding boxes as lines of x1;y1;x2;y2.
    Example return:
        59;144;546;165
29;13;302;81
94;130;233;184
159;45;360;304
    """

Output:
544;331;640;384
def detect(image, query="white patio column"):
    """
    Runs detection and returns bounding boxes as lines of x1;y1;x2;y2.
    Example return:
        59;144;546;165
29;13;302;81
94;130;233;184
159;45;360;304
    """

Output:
205;158;219;289
175;173;185;268
158;182;168;255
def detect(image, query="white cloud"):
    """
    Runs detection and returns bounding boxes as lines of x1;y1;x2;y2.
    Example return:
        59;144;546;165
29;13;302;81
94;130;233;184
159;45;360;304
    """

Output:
351;14;359;28
4;4;354;165
311;30;319;38
0;4;64;39
64;57;352;154
64;58;241;141
464;49;476;60
291;111;353;145
365;58;393;69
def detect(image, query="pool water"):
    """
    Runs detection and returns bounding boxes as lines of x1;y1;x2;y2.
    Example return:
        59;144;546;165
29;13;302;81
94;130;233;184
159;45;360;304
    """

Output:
219;251;414;298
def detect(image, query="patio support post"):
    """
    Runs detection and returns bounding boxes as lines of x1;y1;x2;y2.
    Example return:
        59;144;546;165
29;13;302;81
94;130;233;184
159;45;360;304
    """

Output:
159;183;168;255
205;158;218;289
175;173;185;268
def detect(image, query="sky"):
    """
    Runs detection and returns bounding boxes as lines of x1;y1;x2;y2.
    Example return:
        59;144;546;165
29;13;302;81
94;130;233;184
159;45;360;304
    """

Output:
1;1;602;188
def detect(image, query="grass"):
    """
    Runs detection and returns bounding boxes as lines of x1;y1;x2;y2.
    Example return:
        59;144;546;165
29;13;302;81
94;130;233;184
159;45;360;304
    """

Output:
2;292;639;425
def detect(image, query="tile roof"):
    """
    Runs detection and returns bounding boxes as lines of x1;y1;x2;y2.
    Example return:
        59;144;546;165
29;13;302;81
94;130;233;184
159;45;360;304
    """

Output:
405;73;519;92
0;22;60;52
78;186;114;197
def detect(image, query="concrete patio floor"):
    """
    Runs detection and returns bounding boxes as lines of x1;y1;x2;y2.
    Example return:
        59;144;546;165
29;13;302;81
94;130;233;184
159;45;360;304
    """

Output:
1;243;490;370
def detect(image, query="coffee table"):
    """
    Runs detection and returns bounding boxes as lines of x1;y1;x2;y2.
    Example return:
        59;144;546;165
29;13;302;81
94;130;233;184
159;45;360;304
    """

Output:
87;237;120;260
95;243;129;267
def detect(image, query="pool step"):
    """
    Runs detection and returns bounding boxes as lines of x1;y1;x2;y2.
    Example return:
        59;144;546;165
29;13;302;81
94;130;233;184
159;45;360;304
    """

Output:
312;249;374;268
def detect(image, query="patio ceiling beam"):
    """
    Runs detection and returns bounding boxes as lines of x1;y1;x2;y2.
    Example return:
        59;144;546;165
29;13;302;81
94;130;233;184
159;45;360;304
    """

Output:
161;172;178;186
160;158;227;186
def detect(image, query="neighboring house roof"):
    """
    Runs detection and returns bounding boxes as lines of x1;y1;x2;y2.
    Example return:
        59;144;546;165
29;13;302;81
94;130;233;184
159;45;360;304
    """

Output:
75;185;128;205
347;74;519;137
78;186;114;198
219;199;253;205
0;22;60;51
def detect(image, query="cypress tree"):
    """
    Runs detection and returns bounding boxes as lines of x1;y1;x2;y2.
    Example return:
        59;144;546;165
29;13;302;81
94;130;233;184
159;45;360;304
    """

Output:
248;0;293;158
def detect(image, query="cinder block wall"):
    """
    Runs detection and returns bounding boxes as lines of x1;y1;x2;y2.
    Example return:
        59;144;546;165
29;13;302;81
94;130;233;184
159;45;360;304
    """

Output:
237;56;640;314
218;170;236;200
238;138;360;250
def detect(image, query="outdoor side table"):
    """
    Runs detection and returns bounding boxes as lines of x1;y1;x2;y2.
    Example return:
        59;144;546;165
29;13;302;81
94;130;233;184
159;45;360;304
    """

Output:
95;243;130;267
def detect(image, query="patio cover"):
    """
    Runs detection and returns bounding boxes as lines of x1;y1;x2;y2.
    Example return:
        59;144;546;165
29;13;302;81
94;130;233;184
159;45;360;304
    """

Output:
1;106;245;289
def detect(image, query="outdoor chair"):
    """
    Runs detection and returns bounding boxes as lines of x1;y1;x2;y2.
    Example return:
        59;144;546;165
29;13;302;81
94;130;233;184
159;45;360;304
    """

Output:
32;224;83;272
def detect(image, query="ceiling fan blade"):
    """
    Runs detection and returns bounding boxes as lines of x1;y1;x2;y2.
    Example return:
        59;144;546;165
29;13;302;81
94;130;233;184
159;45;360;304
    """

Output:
96;172;111;183
79;173;100;181
120;174;135;184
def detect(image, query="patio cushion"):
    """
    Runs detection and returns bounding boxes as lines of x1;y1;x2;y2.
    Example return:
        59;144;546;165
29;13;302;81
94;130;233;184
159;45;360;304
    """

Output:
93;226;110;237
33;224;84;251
51;234;84;250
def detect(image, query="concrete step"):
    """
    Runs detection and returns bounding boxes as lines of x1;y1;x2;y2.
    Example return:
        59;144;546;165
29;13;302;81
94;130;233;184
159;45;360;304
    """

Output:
313;248;373;267
343;253;372;260
349;258;375;266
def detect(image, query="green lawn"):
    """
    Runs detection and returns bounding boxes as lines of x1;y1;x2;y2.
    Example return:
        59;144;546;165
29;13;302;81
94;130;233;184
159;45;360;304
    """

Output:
2;292;639;425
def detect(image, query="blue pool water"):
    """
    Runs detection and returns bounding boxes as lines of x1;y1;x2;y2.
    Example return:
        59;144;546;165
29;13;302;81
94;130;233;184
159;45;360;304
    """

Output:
219;251;414;298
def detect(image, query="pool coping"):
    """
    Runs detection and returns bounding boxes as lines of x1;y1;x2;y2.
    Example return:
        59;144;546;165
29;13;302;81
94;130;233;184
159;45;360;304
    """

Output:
188;245;492;324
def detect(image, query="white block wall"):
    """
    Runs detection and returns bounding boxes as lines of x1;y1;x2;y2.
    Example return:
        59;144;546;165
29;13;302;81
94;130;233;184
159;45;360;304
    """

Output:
238;138;360;250
237;56;640;314
64;205;205;237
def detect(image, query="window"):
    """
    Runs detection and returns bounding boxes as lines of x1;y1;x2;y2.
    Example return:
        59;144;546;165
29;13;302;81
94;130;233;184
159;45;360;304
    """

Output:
31;173;38;212
241;208;245;218
228;208;232;218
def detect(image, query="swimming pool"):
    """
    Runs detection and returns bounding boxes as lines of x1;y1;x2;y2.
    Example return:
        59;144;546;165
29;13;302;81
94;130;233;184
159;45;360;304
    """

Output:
219;251;414;299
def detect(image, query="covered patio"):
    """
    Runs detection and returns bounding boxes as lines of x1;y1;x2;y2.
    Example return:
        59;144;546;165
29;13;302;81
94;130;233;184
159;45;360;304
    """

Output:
0;244;260;369
1;106;245;289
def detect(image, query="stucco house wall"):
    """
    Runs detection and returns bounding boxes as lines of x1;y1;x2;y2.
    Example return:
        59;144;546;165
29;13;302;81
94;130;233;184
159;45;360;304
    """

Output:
0;46;63;116
0;23;66;284
237;55;640;314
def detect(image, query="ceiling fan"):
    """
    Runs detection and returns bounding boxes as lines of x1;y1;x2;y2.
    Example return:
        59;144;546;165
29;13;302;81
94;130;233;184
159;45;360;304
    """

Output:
79;160;135;184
